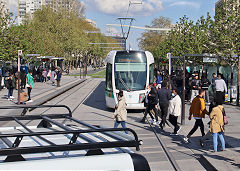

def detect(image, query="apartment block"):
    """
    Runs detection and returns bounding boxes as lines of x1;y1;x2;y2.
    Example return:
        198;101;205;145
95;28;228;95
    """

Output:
18;0;77;25
0;0;9;14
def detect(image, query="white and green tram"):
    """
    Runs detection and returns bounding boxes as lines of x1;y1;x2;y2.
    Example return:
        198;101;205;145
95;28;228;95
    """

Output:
105;50;155;109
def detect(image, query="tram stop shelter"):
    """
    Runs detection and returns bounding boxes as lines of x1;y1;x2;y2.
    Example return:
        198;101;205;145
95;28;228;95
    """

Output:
170;53;219;125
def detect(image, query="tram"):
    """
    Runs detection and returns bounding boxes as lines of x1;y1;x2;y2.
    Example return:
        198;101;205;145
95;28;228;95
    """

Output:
105;50;155;109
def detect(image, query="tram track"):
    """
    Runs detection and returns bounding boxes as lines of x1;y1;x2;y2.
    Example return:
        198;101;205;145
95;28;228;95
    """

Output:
22;79;209;170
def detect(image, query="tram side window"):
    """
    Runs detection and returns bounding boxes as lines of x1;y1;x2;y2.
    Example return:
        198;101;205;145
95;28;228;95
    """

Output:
106;63;113;91
149;64;154;84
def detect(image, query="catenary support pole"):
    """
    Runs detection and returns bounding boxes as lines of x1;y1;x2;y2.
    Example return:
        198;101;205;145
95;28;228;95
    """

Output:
181;55;186;125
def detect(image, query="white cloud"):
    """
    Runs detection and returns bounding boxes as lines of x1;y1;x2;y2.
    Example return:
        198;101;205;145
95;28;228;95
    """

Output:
84;0;163;16
169;1;200;9
9;0;18;7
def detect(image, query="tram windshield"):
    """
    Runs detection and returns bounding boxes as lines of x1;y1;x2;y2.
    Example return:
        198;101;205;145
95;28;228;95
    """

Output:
115;51;147;91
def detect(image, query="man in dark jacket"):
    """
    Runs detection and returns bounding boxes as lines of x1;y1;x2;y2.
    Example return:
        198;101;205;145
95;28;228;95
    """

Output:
190;74;201;103
142;85;159;124
157;81;172;129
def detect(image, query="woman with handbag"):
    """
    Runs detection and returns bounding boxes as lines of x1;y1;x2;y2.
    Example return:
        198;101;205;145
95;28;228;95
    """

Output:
111;90;128;134
26;70;34;102
209;98;226;152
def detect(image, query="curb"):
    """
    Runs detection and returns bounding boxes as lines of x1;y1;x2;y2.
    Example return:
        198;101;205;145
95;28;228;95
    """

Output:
30;78;87;106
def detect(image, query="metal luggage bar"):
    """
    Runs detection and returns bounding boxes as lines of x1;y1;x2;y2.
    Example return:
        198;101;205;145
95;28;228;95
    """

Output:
0;128;140;155
0;105;72;117
0;105;141;162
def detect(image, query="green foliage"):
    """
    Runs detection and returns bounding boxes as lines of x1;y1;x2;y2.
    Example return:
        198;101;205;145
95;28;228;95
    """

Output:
139;2;239;66
0;5;119;64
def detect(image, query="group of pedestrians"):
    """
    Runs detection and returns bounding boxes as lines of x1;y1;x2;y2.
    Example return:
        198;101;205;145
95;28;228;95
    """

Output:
140;81;182;134
111;68;228;153
0;65;62;103
4;69;33;102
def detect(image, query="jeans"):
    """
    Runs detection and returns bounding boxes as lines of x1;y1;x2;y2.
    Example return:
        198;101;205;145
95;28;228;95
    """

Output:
212;132;225;151
114;121;128;134
190;90;199;102
8;88;13;98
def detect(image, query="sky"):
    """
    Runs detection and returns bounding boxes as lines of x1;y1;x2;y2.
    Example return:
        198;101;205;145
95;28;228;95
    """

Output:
9;0;219;50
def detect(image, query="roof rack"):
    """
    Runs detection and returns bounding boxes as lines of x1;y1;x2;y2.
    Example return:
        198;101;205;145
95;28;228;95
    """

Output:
0;105;141;162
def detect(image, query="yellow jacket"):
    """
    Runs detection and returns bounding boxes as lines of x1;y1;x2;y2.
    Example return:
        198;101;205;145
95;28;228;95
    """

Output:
189;96;208;118
210;105;224;133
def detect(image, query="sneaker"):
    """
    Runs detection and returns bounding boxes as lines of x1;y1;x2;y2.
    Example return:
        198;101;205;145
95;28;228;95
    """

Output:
10;96;14;99
7;98;12;101
150;119;156;124
27;99;33;103
183;137;189;143
170;133;178;136
200;139;204;147
152;121;157;126
177;127;181;134
157;121;161;125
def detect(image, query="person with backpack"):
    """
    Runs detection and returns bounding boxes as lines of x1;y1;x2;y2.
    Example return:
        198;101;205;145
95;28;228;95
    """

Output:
111;90;128;134
209;98;226;152
184;89;209;143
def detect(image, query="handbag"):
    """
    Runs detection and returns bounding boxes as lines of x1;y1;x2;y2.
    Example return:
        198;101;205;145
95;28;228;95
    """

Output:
223;115;228;125
26;83;30;88
221;107;228;125
54;75;57;80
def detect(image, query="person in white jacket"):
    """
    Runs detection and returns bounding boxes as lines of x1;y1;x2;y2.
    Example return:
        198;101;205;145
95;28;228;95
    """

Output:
168;88;182;135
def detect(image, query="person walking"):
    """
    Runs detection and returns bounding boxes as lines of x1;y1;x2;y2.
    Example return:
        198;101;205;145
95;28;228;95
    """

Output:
168;88;182;135
190;73;201;103
209;98;226;152
111;90;128;134
184;89;209;143
215;73;227;104
141;85;158;124
157;81;172;129
26;70;34;102
56;67;62;87
140;85;155;123
5;71;16;100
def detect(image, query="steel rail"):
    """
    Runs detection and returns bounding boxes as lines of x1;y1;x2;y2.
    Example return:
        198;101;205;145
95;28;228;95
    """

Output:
146;117;181;171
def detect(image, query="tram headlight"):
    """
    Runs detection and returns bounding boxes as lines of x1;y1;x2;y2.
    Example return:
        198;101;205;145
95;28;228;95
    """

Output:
139;93;145;103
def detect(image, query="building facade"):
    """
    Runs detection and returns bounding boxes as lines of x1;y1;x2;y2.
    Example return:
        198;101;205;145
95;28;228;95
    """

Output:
0;0;9;14
18;0;78;25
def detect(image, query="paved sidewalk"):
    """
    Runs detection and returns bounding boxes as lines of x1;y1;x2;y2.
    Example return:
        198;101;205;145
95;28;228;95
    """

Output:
175;103;240;170
0;75;87;117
